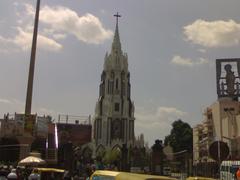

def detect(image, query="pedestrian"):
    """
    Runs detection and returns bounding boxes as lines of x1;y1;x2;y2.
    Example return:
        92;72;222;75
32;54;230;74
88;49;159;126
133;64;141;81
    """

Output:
7;169;18;180
236;167;240;180
28;169;40;180
63;171;71;180
73;174;80;180
0;166;7;180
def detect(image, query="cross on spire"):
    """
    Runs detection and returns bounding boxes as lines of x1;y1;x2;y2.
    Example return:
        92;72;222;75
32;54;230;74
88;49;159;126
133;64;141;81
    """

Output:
114;12;121;25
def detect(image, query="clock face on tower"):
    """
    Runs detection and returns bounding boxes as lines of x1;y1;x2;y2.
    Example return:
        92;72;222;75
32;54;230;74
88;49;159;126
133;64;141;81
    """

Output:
111;120;122;139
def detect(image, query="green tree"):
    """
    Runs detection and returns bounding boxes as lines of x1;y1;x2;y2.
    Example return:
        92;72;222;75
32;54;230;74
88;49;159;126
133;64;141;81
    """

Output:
164;119;193;153
103;148;121;164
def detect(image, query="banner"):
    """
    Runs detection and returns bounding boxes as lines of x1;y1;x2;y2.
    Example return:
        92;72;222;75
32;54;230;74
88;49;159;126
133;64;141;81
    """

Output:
36;116;49;137
24;114;36;135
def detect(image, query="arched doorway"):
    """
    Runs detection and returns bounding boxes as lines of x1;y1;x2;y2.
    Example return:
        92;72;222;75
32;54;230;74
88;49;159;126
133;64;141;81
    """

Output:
96;145;106;159
111;145;122;169
0;137;20;163
82;146;93;164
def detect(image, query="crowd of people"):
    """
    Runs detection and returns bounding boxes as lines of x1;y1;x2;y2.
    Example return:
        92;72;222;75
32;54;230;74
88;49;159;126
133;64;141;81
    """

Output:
0;165;40;180
0;161;118;180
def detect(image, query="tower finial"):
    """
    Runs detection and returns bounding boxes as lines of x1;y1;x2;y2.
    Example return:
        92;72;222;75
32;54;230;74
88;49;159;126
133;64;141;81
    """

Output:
112;12;122;54
114;12;121;26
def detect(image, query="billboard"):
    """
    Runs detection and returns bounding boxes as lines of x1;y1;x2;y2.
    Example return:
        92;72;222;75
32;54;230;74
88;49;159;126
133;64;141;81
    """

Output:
24;114;36;135
0;119;24;137
57;123;92;146
36;116;49;137
216;59;240;99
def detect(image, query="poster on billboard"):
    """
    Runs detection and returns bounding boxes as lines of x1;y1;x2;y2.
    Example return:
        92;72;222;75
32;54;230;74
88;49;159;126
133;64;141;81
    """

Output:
15;113;25;126
57;124;92;146
36;116;49;137
24;114;36;135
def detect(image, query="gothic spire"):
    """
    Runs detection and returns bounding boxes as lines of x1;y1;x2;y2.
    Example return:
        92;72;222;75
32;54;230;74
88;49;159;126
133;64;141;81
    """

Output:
111;12;122;54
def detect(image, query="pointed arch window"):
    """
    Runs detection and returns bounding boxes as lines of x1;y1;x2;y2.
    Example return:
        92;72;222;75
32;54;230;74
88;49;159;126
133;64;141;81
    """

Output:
110;81;114;94
122;82;125;96
111;71;115;79
116;79;119;89
121;71;125;96
115;103;120;111
107;80;110;94
121;71;125;81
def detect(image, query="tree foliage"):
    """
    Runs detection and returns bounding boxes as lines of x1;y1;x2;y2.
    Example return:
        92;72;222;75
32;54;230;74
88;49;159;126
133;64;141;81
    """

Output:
164;119;193;153
102;148;121;164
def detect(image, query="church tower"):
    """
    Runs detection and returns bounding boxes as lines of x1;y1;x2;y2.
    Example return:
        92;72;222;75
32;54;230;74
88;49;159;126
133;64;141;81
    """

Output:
94;13;135;150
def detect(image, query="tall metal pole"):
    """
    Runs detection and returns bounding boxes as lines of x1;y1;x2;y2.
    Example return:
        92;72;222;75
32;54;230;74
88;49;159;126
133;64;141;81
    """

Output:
25;0;40;115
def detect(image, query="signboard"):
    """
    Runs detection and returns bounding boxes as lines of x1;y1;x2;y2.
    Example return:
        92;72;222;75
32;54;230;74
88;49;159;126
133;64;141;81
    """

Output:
0;119;24;136
24;114;36;135
209;141;229;161
57;124;92;146
36;116;49;137
216;59;240;99
15;113;25;126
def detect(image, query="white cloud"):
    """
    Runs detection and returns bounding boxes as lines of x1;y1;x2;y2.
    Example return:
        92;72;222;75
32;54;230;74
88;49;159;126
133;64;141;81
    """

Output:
37;107;57;116
0;36;15;53
14;3;34;25
0;98;24;109
21;3;35;17
0;97;57;117
184;19;240;47
0;98;12;104
15;27;62;51
13;2;19;7
40;6;113;44
135;106;187;145
136;106;186;125
198;49;206;53
171;55;209;67
0;19;5;24
1;2;112;53
0;98;25;106
100;9;106;14
52;33;67;40
0;2;65;53
0;27;62;52
0;98;25;116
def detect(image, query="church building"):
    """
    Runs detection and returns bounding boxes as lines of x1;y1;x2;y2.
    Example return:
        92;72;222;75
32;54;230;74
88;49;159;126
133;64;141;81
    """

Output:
93;13;135;152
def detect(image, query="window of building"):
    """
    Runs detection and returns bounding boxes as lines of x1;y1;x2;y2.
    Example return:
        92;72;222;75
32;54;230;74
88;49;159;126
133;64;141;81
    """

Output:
110;81;114;94
207;113;212;119
115;103;120;111
122;83;125;95
116;79;119;89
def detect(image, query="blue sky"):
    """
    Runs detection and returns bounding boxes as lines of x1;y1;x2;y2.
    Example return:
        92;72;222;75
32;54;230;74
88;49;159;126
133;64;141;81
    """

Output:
0;0;240;145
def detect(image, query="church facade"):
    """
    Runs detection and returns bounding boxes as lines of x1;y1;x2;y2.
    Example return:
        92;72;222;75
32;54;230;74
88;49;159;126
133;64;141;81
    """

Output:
93;15;135;152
